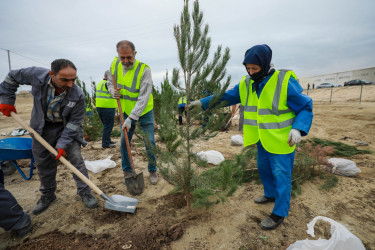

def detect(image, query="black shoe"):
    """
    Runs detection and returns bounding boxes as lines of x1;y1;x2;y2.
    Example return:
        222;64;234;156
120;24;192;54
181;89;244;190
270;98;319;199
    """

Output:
254;196;275;204
260;216;284;230
15;222;33;237
102;144;116;148
80;192;99;208
110;141;116;144
32;194;56;215
14;213;32;237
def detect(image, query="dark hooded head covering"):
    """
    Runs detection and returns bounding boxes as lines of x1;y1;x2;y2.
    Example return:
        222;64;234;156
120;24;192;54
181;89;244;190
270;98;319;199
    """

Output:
243;44;273;83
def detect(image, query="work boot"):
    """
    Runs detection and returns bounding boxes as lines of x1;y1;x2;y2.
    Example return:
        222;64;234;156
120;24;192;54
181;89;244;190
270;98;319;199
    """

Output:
254;196;275;204
12;213;32;237
102;144;116;149
149;171;158;185
123;171;134;184
80;192;99;208
15;220;33;237
32;194;56;215
260;214;284;230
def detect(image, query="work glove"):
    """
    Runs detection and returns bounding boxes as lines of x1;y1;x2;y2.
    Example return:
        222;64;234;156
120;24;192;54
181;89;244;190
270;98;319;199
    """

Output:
108;87;121;99
188;100;202;110
0;104;17;117
122;117;132;132
288;128;301;147
55;148;66;160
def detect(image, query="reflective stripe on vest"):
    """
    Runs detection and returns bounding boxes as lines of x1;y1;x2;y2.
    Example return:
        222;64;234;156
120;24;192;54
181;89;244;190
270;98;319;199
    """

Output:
111;57;153;116
95;80;118;108
240;70;296;154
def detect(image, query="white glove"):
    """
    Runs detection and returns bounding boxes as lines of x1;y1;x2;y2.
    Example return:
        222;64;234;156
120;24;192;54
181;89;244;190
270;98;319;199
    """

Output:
122;117;133;131
109;87;121;99
288;128;301;147
188;100;202;110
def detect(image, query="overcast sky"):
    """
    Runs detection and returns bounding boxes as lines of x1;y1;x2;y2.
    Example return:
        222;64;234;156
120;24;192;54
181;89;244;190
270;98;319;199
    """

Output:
1;0;374;92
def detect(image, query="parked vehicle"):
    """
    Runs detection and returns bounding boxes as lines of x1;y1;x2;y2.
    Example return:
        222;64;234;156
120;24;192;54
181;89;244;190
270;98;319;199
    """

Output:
317;82;342;88
344;79;374;86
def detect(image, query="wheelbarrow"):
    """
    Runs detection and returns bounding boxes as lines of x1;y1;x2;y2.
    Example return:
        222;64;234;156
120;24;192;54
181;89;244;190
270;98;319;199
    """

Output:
0;137;34;180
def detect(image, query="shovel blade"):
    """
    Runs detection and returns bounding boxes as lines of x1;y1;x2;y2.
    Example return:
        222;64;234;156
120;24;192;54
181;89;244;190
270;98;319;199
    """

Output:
125;172;144;196
103;194;139;213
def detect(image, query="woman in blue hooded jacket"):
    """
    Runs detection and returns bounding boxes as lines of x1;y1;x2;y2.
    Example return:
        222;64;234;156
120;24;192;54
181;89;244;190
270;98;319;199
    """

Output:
191;44;313;230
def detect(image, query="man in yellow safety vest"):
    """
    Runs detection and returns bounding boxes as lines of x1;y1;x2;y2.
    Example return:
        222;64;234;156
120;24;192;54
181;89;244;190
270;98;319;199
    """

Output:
107;40;158;185
95;70;118;148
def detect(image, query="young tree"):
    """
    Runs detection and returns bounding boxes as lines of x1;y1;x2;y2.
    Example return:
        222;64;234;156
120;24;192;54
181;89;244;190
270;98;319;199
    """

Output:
158;0;231;209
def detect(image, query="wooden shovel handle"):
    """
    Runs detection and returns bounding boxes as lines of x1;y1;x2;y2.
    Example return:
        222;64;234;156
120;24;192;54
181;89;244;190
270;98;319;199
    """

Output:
10;112;103;196
111;74;135;172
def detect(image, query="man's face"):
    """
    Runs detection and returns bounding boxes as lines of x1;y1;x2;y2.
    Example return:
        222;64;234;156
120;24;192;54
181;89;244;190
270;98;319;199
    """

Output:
118;47;136;69
49;67;77;92
245;63;261;75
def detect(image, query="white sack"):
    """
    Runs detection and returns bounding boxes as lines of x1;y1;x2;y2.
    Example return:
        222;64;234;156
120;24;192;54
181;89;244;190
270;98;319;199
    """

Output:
197;150;225;165
231;135;243;146
287;216;365;250
85;156;116;173
327;158;361;177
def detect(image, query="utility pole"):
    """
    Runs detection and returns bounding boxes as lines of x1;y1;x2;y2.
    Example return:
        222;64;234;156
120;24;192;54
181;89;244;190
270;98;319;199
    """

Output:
7;50;11;71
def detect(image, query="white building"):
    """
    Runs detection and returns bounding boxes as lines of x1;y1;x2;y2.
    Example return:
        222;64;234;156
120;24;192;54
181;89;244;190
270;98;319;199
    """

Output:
299;67;375;89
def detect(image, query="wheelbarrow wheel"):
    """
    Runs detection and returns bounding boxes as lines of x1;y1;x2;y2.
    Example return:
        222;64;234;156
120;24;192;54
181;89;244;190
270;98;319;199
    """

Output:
1;161;17;176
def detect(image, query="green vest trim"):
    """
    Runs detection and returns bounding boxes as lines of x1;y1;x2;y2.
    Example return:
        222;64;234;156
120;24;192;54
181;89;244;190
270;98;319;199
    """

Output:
95;80;118;108
111;57;153;116
240;70;297;154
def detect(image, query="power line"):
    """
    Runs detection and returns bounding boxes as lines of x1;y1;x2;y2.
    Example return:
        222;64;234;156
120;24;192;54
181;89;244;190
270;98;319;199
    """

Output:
0;48;49;67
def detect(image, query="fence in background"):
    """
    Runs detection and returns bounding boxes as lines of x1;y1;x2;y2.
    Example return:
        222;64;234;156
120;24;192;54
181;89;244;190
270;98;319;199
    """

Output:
303;85;375;103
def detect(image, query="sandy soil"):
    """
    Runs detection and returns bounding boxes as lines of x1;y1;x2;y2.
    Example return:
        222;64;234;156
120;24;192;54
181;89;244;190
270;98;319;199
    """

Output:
0;86;374;249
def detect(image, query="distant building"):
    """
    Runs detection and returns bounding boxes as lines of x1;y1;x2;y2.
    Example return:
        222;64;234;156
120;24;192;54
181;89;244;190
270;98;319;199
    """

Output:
299;67;375;89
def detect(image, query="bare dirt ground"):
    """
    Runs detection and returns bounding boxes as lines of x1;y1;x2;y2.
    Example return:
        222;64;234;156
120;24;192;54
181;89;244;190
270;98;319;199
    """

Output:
0;86;374;249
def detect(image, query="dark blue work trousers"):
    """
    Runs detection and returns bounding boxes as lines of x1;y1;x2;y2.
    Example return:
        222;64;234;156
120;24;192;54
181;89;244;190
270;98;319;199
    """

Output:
121;110;157;173
97;107;115;147
0;169;30;232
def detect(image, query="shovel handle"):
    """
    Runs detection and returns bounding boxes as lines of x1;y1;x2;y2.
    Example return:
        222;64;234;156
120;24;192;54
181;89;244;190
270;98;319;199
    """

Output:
10;112;104;196
225;105;240;127
112;74;135;172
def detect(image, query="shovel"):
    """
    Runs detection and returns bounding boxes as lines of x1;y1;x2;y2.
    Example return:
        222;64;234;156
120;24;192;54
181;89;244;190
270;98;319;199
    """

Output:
221;105;239;131
10;112;138;213
112;74;144;196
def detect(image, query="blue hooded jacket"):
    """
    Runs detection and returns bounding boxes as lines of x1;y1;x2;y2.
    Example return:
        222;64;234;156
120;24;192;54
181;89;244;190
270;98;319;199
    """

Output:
243;44;272;75
199;44;313;136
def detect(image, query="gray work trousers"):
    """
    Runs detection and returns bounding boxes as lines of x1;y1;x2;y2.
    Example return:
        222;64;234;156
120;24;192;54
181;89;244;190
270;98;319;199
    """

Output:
32;122;90;197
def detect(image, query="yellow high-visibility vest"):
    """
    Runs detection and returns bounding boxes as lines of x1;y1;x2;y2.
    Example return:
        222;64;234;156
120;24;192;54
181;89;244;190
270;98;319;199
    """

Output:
178;97;187;105
111;57;153;116
239;70;296;154
95;79;117;108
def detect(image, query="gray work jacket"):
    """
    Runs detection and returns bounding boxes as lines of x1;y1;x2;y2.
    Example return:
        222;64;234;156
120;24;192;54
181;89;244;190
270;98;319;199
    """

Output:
0;67;87;149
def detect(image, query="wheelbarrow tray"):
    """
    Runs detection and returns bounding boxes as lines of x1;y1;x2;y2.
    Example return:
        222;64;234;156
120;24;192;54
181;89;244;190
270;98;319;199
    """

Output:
0;137;34;180
0;137;33;161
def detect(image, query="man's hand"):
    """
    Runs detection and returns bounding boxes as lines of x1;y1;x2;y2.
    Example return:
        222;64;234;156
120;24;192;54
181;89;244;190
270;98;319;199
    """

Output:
109;88;121;99
55;148;66;160
188;100;202;110
122;117;132;131
288;128;301;147
0;104;17;117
